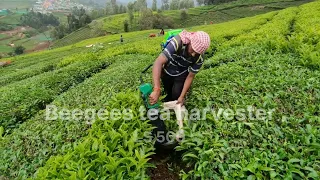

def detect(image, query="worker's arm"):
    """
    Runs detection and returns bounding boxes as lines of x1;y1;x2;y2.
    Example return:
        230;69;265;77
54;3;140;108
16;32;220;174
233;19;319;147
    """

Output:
152;54;167;89
149;54;168;105
177;55;203;104
149;37;180;105
177;72;195;104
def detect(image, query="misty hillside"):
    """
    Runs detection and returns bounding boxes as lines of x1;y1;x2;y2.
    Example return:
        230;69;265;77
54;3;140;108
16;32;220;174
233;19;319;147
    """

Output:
77;0;187;7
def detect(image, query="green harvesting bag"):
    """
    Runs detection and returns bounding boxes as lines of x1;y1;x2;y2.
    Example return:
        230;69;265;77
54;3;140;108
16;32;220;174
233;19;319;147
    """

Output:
161;29;183;50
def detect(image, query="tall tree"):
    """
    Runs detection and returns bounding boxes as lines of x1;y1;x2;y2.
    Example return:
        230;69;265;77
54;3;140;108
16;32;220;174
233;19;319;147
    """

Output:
79;14;91;27
170;0;180;10
90;9;105;20
51;24;67;40
127;2;135;24
161;0;169;10
124;20;129;32
139;8;153;30
119;5;127;13
180;0;184;9
127;2;134;12
119;5;123;14
20;11;59;31
133;1;139;12
187;0;194;8
138;0;148;10
105;0;113;15
180;9;188;20
111;0;119;14
66;8;91;33
196;0;204;6
152;0;157;11
122;5;127;13
67;14;79;32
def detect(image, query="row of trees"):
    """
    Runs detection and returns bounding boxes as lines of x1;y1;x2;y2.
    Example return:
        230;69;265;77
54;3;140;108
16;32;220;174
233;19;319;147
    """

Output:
105;0;237;17
51;7;92;40
137;9;175;30
158;0;195;10
196;0;237;5
20;11;59;30
106;0;194;17
106;0;128;15
50;0;196;39
171;0;195;10
67;7;92;32
19;0;195;41
123;0;192;31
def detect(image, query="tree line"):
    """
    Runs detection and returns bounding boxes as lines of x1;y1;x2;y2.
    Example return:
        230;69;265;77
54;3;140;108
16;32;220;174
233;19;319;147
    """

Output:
20;11;60;31
20;0;237;41
196;0;237;6
51;7;92;40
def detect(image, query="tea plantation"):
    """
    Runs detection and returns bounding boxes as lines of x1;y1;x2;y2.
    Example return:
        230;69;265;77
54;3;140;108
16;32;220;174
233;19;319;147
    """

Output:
0;1;319;179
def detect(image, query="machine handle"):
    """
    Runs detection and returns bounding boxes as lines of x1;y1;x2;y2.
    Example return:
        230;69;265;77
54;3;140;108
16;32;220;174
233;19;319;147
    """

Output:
140;64;153;84
142;63;153;74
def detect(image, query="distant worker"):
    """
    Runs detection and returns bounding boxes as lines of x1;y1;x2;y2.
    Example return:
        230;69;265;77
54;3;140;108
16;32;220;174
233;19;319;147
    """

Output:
159;28;165;36
149;30;211;105
120;35;123;43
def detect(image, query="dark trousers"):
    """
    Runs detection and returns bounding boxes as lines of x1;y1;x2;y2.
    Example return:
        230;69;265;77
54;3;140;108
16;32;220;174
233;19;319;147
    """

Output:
161;70;187;102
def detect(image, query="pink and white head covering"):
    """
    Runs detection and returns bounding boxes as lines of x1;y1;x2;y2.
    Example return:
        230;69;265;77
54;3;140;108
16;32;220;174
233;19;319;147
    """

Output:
179;30;211;54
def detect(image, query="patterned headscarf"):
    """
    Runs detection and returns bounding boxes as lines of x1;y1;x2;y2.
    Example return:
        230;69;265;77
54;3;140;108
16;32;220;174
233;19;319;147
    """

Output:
179;30;211;54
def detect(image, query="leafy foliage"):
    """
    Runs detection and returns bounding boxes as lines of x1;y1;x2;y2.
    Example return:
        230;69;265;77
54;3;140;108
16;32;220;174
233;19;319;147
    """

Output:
177;46;320;179
20;11;59;30
35;91;155;179
0;54;156;179
180;9;188;20
14;45;25;55
0;1;320;179
51;0;304;47
51;7;91;40
0;52;109;132
139;8;175;30
286;2;320;69
124;19;129;32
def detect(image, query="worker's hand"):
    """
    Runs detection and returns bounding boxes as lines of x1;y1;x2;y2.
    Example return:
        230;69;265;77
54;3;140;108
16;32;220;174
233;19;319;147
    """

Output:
176;96;185;105
149;91;161;105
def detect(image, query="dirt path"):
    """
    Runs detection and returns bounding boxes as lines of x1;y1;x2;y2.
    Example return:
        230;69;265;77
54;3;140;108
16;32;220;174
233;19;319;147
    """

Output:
147;146;191;180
